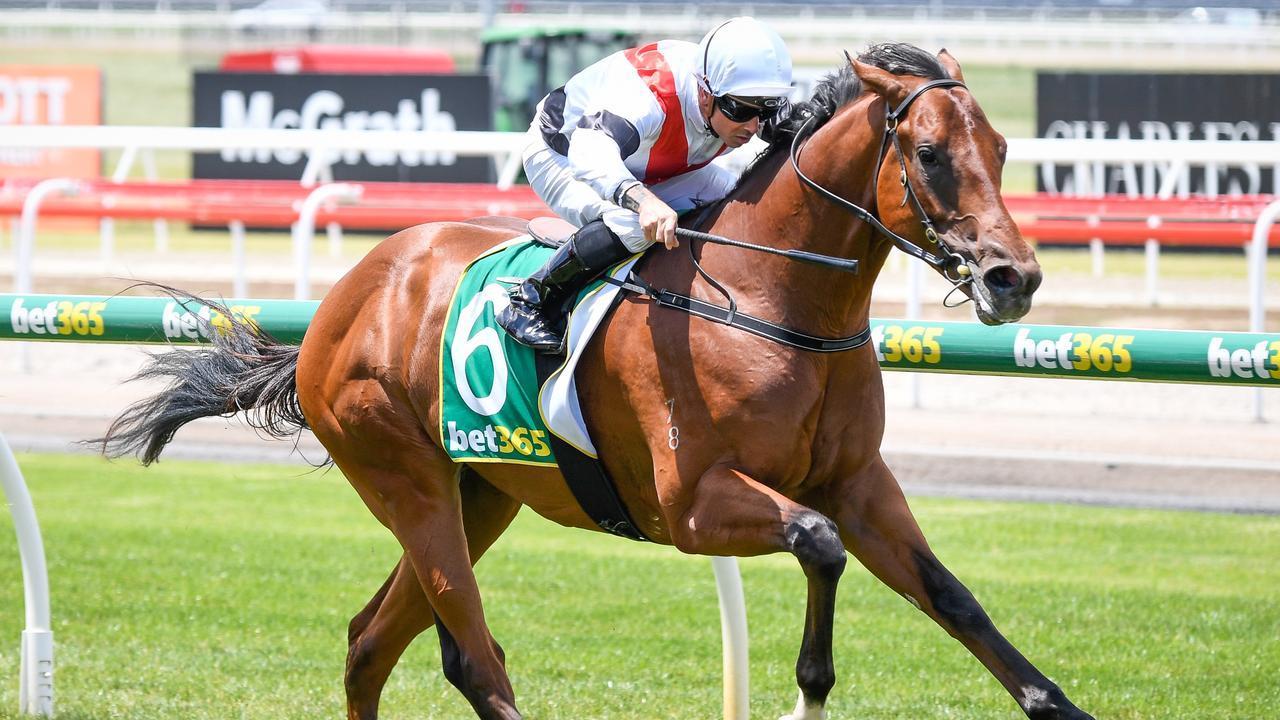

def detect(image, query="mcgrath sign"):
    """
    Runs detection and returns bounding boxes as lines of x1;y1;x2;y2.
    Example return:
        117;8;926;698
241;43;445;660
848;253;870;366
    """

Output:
192;72;493;182
1036;73;1280;196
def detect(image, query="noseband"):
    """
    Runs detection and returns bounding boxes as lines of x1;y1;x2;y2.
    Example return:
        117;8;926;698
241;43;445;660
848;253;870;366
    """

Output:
789;76;975;288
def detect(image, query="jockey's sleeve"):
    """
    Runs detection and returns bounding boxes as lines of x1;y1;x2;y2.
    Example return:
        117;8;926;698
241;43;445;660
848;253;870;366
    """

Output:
566;118;650;208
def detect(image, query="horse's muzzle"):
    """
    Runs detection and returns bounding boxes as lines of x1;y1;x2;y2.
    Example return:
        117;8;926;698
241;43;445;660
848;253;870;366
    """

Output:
972;261;1041;325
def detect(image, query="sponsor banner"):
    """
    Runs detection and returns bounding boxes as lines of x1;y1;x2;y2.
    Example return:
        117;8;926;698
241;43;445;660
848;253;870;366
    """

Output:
1036;72;1280;196
0;65;102;179
870;321;1279;385
2;294;1276;388
192;72;493;182
2;295;316;345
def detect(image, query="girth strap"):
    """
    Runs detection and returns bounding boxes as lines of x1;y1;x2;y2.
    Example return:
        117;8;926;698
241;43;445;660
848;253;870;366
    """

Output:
532;296;651;543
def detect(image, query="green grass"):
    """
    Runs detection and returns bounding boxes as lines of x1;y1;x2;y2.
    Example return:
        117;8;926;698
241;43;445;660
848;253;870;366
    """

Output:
1;453;1277;718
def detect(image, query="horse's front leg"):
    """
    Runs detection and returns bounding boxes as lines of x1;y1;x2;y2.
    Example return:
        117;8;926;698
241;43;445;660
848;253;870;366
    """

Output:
664;463;846;720
820;457;1093;720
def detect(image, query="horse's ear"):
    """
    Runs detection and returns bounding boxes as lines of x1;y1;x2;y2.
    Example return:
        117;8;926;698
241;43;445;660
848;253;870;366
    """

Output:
937;48;965;83
852;59;909;107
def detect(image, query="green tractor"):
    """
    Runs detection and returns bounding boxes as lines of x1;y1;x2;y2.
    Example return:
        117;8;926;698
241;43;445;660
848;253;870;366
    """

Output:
481;26;637;132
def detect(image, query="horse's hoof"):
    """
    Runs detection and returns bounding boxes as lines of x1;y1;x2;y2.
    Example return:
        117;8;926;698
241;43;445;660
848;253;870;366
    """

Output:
777;698;827;720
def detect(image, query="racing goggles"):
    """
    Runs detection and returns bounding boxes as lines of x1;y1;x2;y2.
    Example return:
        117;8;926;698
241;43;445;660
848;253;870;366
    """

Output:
714;94;788;123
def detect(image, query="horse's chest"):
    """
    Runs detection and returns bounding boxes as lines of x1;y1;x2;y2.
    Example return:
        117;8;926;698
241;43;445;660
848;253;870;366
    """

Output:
712;352;883;481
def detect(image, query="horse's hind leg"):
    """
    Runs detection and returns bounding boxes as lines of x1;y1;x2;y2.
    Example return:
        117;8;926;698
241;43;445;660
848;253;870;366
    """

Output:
326;428;522;720
346;555;424;720
822;458;1093;720
345;468;521;720
663;464;846;720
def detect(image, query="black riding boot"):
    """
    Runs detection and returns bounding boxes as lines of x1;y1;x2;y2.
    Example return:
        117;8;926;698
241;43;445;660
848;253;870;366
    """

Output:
496;219;633;353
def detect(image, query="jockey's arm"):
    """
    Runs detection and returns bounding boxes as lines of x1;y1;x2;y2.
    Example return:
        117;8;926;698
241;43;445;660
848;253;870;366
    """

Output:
566;125;679;250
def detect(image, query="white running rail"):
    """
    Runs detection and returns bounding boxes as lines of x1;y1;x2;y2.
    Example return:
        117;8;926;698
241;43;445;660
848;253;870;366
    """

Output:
1249;200;1280;422
1;433;54;717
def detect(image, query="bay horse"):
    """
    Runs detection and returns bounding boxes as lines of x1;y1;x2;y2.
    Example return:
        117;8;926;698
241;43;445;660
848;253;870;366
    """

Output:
101;45;1093;719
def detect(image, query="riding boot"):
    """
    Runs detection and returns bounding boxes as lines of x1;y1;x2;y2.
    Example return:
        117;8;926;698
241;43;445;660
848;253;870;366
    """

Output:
496;219;634;353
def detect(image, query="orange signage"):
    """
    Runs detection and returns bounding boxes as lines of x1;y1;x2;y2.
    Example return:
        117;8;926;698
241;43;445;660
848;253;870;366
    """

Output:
0;65;102;179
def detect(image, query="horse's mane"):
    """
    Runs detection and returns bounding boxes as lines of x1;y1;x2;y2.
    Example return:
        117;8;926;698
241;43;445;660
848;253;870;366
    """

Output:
737;42;952;183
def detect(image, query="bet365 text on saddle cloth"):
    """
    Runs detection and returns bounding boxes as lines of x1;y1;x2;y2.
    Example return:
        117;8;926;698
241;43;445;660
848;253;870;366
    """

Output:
440;237;590;466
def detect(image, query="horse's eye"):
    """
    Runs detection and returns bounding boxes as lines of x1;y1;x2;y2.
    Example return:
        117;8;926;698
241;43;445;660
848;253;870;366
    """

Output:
917;147;938;165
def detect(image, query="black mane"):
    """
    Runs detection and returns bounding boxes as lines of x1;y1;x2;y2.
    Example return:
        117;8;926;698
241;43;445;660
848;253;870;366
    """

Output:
740;43;951;181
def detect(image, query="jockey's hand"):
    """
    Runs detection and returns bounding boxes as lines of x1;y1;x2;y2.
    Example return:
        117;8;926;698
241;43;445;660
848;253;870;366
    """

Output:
621;183;679;250
641;197;679;250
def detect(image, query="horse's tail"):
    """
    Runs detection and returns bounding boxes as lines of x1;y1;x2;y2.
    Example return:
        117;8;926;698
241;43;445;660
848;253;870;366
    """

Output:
94;284;309;465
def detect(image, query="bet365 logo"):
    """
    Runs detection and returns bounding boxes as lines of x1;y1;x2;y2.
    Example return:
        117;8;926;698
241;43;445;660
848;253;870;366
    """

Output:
1013;328;1135;373
9;298;107;336
1207;337;1280;380
162;302;261;340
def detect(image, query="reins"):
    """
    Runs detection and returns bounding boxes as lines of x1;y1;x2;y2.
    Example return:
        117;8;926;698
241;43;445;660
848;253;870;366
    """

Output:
608;74;973;353
674;227;859;274
605;239;873;353
790;76;974;287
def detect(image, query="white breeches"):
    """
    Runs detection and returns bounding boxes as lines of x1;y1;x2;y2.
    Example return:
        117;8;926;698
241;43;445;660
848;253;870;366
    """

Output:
522;136;741;253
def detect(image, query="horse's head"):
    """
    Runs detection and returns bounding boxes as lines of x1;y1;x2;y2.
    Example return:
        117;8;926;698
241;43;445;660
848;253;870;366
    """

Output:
853;48;1040;325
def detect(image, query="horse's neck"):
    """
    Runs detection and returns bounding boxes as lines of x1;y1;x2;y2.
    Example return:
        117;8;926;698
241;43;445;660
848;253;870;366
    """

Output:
699;96;890;337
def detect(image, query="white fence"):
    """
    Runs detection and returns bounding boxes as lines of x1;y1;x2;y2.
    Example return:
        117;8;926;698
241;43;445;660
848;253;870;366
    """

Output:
3;124;1275;197
0;125;531;189
2;125;1274;309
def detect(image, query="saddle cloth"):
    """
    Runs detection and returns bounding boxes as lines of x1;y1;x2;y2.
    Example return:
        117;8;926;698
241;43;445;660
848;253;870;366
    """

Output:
439;235;639;466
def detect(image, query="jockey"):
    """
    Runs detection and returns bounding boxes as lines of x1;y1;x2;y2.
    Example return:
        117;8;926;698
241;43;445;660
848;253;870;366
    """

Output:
496;16;794;352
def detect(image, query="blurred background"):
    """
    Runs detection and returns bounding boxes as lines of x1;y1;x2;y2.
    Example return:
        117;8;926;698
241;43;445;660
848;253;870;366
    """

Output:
1;4;1278;719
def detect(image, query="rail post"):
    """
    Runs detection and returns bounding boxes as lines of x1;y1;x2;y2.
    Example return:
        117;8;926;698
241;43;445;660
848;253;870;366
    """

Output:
711;556;748;720
906;258;924;408
496;149;523;190
0;434;54;717
1087;215;1104;277
292;183;363;300
1249;199;1280;422
15;178;81;296
1144;216;1161;306
229;220;248;298
14;178;81;372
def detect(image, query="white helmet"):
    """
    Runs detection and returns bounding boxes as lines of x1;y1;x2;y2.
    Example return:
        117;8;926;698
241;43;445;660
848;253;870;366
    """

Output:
698;17;793;98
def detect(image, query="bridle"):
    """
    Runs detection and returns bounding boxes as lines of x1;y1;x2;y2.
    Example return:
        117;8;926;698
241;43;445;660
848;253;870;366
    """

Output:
605;73;981;353
789;76;975;289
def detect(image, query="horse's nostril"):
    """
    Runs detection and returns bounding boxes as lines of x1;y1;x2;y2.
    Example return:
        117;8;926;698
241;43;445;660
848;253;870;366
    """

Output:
984;265;1022;295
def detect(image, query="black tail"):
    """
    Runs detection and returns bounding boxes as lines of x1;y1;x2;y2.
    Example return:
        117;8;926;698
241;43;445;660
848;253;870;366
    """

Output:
95;284;309;465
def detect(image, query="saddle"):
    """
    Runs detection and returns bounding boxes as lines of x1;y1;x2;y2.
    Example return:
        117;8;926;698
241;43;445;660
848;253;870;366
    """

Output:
527;216;577;248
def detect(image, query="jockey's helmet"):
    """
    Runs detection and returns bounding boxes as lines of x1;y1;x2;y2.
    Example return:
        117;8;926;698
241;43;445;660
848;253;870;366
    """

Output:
698;17;793;99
